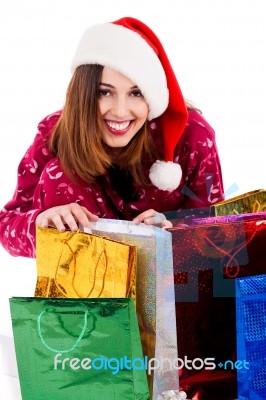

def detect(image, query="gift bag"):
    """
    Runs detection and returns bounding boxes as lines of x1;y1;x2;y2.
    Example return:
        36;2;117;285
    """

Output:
210;189;266;216
86;219;179;399
236;275;266;400
190;211;266;226
35;226;136;299
9;297;150;400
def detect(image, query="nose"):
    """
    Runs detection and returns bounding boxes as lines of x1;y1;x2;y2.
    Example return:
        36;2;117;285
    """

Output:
111;95;129;117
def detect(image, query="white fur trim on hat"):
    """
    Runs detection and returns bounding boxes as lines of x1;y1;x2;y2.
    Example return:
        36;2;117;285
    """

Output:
149;160;182;191
71;23;169;120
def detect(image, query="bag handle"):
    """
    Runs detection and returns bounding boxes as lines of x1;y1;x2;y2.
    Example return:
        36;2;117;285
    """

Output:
193;224;258;278
37;309;88;353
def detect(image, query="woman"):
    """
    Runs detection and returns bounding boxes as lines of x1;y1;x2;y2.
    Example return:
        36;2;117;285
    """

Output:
0;17;224;258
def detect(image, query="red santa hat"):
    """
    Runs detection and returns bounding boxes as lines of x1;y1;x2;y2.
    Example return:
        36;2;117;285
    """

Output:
71;17;188;191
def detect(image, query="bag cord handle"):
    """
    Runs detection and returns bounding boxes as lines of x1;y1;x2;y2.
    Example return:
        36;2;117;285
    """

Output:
37;309;88;353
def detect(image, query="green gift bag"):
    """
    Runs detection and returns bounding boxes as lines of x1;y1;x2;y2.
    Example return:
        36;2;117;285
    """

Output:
9;297;150;400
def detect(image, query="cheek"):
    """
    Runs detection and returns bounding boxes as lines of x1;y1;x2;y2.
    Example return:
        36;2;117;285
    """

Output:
136;103;149;120
98;98;110;115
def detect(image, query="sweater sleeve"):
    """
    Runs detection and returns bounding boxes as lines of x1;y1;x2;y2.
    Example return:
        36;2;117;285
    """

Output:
0;111;61;258
177;111;224;209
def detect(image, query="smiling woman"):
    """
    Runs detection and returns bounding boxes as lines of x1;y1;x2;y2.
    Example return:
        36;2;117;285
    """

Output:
0;16;224;258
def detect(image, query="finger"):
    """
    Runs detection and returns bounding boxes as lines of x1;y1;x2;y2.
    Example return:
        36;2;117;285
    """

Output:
144;214;165;226
70;206;99;229
36;213;56;229
54;203;94;231
161;220;173;229
61;212;79;231
39;218;49;228
50;214;68;232
81;207;99;222
132;209;155;224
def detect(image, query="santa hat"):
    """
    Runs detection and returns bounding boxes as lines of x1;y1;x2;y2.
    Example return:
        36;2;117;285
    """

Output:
71;17;188;191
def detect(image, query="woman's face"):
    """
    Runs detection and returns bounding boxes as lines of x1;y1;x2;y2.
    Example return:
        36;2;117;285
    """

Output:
98;67;149;148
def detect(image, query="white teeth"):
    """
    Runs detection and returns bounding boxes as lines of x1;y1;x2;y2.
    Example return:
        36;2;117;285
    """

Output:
106;121;131;130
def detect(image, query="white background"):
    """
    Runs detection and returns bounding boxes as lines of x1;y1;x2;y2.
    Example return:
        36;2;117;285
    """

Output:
0;0;266;396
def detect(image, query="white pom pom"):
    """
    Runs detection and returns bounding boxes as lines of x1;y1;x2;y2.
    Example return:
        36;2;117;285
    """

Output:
149;160;182;191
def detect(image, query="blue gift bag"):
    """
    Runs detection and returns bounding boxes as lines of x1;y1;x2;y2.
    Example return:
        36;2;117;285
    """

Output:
236;275;266;400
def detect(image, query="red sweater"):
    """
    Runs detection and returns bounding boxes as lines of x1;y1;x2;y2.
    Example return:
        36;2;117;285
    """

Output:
0;110;224;258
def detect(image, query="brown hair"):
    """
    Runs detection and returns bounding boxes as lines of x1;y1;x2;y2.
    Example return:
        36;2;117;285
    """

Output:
50;64;158;186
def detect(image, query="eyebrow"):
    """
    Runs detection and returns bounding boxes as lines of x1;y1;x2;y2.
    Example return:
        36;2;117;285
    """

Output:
99;82;138;89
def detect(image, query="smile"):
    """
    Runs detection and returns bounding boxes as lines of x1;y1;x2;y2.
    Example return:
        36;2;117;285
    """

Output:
105;120;133;135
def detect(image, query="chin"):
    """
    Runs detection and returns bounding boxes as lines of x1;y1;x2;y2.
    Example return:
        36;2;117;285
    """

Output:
105;139;131;148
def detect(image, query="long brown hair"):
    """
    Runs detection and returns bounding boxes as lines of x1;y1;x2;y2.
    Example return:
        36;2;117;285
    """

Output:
50;64;158;186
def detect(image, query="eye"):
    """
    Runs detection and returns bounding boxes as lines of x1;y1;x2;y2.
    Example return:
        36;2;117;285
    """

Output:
99;89;111;97
130;90;143;97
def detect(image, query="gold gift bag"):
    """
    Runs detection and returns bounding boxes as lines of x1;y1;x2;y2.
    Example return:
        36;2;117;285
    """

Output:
35;226;136;299
210;188;266;216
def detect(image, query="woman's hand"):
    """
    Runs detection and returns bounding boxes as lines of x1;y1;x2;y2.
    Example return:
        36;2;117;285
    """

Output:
132;209;173;229
35;203;99;232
